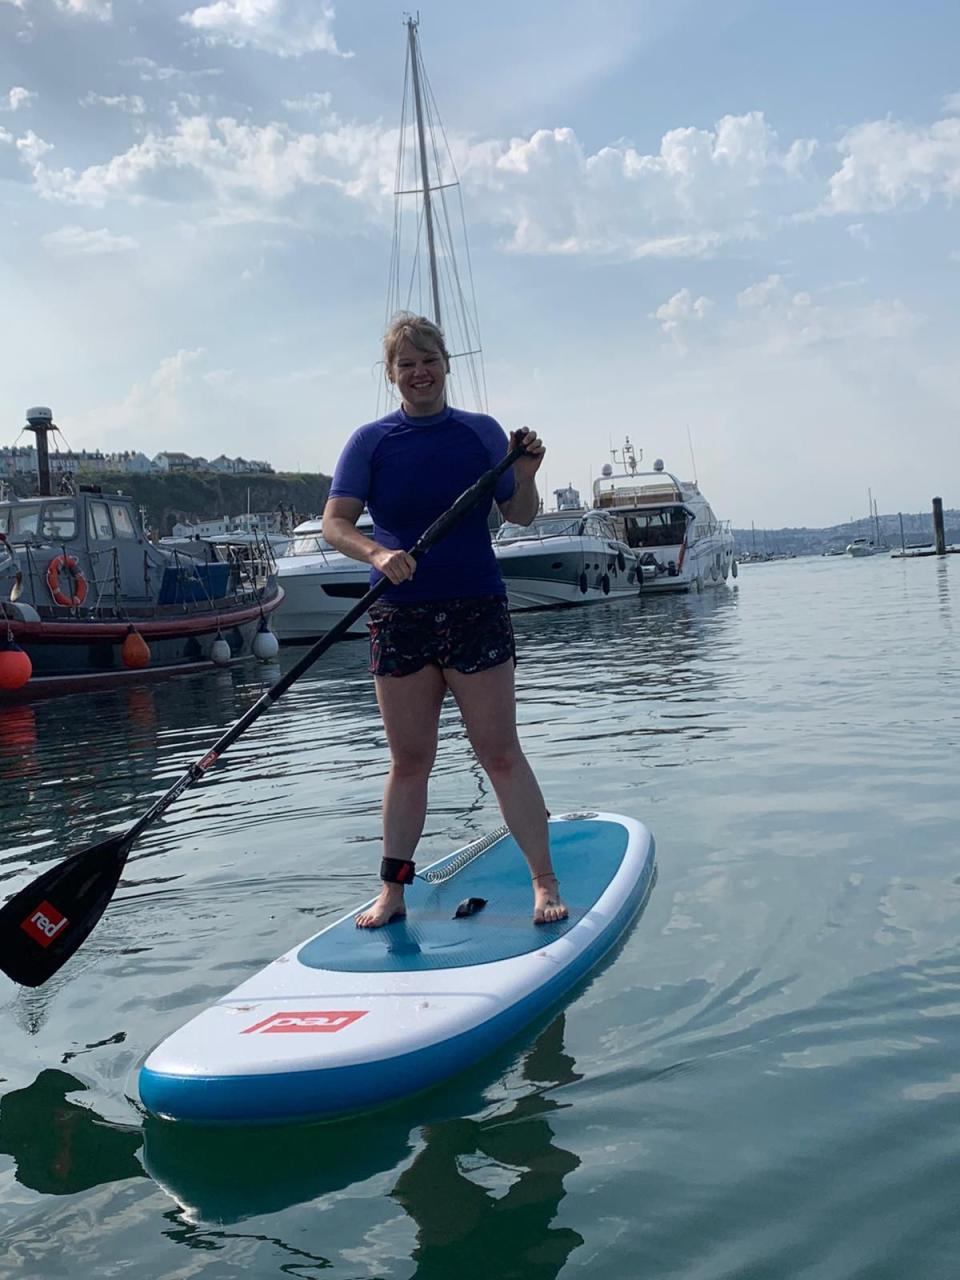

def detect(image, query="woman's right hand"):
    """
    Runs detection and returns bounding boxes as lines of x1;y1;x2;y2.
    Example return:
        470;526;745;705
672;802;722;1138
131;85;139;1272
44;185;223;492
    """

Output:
370;547;417;584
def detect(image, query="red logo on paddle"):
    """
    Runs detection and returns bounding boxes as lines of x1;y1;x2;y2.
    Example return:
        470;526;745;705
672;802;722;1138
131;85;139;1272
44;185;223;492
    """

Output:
21;901;69;948
241;1010;367;1035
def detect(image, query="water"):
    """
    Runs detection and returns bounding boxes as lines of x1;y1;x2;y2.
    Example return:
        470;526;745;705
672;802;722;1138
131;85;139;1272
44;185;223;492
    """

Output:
1;555;957;1279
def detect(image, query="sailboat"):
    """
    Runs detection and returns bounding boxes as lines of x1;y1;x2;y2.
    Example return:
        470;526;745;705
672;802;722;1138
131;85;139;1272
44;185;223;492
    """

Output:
846;489;888;557
274;18;640;636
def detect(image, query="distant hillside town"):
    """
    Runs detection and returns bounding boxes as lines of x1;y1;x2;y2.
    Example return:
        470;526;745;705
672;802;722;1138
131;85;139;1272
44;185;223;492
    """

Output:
0;445;274;481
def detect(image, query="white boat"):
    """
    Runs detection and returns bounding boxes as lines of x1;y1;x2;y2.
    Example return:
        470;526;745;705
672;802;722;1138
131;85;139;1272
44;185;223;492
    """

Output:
845;536;884;557
272;518;371;642
494;487;644;609
592;439;736;592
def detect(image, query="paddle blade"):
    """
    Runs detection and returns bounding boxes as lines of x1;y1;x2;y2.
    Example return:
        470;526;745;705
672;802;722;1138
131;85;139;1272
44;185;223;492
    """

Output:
0;834;132;987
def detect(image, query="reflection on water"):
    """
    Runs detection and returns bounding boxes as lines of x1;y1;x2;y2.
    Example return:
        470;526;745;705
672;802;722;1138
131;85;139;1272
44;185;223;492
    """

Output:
2;559;959;1278
138;1012;583;1278
0;1069;143;1196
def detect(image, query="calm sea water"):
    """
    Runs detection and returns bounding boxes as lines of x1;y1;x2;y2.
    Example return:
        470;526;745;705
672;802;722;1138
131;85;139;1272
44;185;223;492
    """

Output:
1;554;958;1279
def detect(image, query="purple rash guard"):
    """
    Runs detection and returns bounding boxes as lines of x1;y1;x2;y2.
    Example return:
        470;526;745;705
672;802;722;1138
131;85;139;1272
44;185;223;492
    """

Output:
328;405;516;603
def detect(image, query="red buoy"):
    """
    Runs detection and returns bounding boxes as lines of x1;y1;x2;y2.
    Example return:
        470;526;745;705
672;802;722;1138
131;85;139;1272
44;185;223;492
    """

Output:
0;638;32;691
121;627;151;670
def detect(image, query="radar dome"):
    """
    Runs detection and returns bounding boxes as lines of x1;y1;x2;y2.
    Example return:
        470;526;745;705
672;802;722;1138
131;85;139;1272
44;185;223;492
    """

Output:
601;463;613;477
653;458;664;472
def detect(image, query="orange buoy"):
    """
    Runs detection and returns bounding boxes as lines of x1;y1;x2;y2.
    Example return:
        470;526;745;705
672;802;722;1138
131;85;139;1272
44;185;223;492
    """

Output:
0;638;32;691
121;627;151;670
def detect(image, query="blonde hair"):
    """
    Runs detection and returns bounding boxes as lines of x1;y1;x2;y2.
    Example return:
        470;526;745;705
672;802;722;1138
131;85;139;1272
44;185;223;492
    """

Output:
383;311;450;382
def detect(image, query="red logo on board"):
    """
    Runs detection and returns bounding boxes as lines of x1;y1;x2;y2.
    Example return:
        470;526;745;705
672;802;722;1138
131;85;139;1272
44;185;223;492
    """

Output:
21;901;69;948
241;1010;367;1035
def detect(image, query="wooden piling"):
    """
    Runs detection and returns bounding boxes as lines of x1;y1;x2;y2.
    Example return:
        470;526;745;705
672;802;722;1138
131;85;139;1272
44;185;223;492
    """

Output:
932;497;946;556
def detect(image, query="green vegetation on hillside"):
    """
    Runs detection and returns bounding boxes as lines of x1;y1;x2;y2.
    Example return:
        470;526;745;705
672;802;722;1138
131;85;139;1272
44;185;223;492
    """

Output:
11;470;332;535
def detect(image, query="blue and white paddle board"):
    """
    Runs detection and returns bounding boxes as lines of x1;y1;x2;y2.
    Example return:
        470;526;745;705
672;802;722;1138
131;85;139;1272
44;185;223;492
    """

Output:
139;811;655;1124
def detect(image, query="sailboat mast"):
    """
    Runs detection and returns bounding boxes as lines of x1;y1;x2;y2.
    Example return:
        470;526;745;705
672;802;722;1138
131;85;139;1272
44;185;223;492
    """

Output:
406;17;442;326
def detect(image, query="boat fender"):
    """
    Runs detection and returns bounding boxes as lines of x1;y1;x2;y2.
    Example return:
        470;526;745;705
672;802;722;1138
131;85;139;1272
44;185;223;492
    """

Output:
578;572;588;594
252;622;280;661
0;636;31;691
121;626;151;670
210;636;232;666
731;559;738;578
695;574;703;593
601;573;611;594
453;896;488;919
616;550;626;572
46;554;88;608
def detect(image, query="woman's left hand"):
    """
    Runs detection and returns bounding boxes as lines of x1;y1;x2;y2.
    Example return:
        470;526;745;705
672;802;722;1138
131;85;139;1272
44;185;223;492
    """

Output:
511;428;545;481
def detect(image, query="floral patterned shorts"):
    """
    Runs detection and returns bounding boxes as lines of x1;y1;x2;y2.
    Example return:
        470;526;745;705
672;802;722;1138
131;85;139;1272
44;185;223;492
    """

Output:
368;595;516;678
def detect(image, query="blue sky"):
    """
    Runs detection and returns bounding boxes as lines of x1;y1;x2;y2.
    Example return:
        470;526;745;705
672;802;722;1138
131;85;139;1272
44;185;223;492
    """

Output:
1;0;958;526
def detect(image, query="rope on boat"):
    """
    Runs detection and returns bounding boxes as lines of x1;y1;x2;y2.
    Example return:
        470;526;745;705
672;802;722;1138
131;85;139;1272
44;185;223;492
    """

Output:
421;824;510;884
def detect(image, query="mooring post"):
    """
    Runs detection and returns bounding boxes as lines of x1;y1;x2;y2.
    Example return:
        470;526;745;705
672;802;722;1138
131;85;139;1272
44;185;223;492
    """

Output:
898;512;906;554
932;497;946;556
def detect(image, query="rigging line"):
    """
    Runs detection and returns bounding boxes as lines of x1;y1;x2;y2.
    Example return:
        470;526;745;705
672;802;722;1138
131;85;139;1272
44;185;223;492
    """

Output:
422;64;486;412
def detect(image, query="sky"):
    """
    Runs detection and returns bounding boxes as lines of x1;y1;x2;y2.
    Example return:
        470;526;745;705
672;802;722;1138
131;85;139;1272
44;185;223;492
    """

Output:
1;0;958;528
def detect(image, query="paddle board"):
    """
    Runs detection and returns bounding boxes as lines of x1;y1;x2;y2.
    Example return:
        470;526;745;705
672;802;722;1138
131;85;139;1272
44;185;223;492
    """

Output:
139;810;655;1124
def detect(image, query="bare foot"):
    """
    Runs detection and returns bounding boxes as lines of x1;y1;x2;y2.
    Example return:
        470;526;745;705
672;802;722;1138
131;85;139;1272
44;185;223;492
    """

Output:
356;884;406;929
532;873;568;926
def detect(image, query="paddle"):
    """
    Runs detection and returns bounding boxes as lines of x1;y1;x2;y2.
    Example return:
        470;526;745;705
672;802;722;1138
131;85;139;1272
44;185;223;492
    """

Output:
0;440;526;987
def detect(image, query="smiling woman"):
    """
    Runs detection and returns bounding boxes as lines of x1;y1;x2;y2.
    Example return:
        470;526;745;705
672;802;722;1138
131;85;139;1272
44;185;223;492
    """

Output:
321;311;568;931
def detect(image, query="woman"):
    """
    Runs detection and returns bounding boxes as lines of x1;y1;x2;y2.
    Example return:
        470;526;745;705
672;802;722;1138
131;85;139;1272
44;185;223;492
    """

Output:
323;312;568;930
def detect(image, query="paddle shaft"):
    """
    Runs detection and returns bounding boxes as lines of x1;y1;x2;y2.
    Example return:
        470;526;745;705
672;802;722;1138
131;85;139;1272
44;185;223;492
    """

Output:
123;441;525;849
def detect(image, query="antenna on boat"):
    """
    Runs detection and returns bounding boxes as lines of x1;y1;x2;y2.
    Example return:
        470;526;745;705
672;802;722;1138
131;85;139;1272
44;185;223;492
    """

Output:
611;437;641;476
686;425;699;486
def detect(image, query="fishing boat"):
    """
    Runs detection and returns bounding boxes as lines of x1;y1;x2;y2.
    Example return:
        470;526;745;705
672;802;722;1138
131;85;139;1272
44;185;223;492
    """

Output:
0;408;283;699
592;440;736;592
272;517;372;642
494;486;644;609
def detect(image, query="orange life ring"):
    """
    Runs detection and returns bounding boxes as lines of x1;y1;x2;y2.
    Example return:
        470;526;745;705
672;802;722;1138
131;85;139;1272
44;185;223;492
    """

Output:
46;554;88;607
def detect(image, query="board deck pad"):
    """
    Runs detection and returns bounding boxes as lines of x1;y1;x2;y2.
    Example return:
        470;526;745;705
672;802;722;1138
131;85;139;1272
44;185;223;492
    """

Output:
298;820;628;973
139;812;655;1124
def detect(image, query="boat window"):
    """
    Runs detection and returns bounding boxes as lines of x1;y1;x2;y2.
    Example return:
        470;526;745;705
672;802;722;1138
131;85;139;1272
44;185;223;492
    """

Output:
88;501;114;541
0;504;40;540
496;515;583;542
623;507;689;549
40;501;77;541
289;535;333;556
110;503;137;539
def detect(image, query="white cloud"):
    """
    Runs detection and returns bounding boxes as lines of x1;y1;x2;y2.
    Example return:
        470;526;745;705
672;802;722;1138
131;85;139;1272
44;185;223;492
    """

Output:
42;224;139;254
23;113;396;213
181;0;350;59
80;92;146;115
281;91;333;115
653;287;713;339
826;115;960;213
736;274;784;308
16;129;52;163
942;92;960;115
71;350;207;448
0;126;12;145
846;222;871;248
55;0;112;19
732;276;919;351
3;86;36;112
120;56;223;84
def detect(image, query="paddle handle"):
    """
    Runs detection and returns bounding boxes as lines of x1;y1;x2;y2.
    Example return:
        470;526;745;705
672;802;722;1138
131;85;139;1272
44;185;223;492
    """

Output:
125;441;525;845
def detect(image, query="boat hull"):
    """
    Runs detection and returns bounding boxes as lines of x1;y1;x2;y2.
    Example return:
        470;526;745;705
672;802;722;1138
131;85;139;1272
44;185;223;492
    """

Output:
0;589;283;699
495;540;641;611
272;565;369;641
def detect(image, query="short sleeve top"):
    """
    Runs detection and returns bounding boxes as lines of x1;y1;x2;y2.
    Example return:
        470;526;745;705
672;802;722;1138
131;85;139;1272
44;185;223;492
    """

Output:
329;405;516;603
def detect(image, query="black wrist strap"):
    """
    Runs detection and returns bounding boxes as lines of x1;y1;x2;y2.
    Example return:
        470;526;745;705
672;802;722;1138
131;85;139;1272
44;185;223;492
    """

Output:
380;857;416;885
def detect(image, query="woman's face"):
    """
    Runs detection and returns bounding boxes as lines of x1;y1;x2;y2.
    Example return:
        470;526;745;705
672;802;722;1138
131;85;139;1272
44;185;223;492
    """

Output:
390;336;447;416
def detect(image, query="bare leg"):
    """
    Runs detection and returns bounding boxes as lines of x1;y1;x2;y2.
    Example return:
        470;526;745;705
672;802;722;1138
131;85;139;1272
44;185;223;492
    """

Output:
445;661;567;924
356;664;447;928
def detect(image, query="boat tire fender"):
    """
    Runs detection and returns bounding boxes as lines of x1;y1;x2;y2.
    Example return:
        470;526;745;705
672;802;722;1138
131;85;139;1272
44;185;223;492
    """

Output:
601;573;611;594
578;572;588;594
